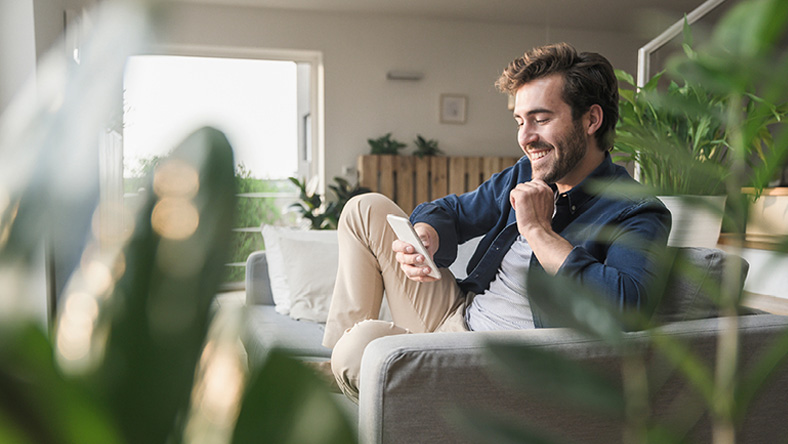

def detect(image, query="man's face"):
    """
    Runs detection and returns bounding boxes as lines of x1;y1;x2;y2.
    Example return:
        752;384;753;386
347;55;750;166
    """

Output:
512;74;590;186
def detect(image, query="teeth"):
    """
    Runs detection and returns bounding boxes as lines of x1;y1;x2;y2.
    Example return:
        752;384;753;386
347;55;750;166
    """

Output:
529;150;549;160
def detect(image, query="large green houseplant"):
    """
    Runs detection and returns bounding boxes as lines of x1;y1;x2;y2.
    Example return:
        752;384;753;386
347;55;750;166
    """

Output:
612;19;787;247
613;22;785;197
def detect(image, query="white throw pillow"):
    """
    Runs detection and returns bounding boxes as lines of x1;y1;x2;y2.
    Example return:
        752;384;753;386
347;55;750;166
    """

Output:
279;234;339;323
261;225;338;315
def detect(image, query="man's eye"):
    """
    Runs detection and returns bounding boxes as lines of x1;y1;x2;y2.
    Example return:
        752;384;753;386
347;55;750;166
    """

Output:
535;118;548;124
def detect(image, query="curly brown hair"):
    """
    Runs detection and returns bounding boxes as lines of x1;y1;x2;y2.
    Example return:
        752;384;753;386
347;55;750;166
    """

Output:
496;43;618;150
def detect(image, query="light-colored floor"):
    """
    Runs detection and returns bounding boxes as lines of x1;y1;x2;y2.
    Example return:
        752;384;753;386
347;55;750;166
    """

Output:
214;290;246;306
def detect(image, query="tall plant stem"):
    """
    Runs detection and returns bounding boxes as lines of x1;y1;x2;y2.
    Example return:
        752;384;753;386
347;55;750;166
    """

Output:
622;350;650;444
712;314;738;444
712;93;747;444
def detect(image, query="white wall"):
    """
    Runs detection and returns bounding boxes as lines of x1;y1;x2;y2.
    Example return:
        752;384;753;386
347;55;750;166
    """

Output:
33;0;66;63
160;3;647;182
0;0;37;114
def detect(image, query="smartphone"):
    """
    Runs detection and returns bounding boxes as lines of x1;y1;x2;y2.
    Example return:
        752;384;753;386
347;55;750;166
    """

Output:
386;214;442;280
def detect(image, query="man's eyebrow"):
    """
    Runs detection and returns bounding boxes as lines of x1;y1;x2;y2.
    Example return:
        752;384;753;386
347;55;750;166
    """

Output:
526;108;554;116
513;108;554;118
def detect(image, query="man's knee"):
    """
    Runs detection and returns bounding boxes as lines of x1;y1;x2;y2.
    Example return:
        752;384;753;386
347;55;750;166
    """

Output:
331;319;409;402
340;193;401;224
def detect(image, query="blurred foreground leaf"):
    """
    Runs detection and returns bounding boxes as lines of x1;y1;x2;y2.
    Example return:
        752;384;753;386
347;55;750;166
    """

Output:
528;270;626;346
734;327;788;420
59;127;236;443
0;324;121;444
232;350;357;444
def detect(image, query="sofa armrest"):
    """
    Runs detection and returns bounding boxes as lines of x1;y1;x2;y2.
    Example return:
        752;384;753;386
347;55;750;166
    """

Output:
358;328;601;444
245;250;274;306
357;315;788;444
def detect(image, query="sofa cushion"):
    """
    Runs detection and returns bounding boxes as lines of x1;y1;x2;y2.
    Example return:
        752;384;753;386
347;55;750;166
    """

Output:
280;234;339;323
654;247;750;323
244;305;332;361
261;225;338;315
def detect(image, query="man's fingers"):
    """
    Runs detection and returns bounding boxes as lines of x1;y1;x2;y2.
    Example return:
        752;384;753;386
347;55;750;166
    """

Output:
392;239;415;254
402;264;438;282
395;251;425;266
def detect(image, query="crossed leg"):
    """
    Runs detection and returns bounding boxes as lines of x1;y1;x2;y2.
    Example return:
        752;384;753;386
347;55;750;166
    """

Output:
322;193;466;401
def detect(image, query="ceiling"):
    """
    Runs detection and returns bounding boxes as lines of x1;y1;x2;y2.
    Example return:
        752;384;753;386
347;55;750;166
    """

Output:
168;0;713;34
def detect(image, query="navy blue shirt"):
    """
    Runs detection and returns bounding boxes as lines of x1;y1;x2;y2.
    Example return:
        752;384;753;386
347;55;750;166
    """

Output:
410;153;671;327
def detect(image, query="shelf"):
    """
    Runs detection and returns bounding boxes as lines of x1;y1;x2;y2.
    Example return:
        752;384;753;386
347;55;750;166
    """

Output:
742;292;788;316
741;186;788;196
718;233;787;252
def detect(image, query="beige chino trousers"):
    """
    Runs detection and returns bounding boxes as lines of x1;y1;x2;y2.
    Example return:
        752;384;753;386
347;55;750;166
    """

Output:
322;193;469;402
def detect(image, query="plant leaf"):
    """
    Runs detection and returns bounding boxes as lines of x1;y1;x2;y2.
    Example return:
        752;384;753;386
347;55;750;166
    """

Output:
232;351;357;444
527;270;626;347
70;127;236;443
0;324;123;444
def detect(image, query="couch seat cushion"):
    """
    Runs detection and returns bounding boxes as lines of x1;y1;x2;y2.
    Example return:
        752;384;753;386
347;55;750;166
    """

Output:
244;305;332;361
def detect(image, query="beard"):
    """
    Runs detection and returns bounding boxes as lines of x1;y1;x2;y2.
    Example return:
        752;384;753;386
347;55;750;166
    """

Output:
530;120;587;184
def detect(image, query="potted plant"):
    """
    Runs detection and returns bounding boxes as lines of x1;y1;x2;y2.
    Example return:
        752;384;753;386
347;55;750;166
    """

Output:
612;21;787;247
413;134;443;158
288;176;371;230
367;132;407;155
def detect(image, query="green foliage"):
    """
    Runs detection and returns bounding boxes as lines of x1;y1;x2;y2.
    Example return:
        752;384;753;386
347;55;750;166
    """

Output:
367;132;407;155
225;164;289;282
614;69;731;195
232;350;356;444
0;324;123;444
233;163;281;231
613;16;787;196
413;134;443;158
288;176;371;230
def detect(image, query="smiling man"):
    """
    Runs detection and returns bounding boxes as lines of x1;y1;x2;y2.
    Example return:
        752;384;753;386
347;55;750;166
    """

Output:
320;43;671;402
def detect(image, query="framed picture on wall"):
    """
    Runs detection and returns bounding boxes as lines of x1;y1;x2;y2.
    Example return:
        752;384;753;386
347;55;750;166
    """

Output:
440;94;467;124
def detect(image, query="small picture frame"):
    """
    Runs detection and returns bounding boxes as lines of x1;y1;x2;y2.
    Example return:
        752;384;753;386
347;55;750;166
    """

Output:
440;94;467;124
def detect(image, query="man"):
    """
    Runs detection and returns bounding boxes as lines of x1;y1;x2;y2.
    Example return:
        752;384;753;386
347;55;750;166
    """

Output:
321;43;671;402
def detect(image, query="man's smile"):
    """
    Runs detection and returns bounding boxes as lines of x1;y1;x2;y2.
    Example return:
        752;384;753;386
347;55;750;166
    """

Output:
526;144;554;162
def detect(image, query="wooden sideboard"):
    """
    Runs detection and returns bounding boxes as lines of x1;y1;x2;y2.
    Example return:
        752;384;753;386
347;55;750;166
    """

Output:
357;154;520;213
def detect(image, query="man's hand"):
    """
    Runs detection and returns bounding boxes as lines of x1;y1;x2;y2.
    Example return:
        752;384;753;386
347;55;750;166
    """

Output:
509;179;572;275
392;222;440;282
509;178;555;237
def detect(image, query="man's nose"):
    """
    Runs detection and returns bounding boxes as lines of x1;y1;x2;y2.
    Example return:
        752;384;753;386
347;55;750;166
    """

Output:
519;128;538;147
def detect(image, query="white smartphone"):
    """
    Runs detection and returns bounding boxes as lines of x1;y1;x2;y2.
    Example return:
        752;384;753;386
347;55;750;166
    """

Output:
386;214;442;280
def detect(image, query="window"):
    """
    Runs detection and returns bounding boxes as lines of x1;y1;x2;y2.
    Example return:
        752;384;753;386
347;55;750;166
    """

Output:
122;50;322;286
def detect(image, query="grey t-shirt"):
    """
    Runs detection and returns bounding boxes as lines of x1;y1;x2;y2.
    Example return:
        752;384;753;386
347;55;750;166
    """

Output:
464;235;535;331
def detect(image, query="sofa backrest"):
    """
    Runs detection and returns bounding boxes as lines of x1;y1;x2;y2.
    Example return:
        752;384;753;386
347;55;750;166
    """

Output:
245;244;753;323
652;247;752;323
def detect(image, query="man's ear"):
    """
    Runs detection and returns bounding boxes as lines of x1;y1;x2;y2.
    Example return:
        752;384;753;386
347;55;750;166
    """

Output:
585;104;604;136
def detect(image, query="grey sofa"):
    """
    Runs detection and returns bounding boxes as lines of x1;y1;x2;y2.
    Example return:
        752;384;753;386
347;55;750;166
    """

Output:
243;245;788;444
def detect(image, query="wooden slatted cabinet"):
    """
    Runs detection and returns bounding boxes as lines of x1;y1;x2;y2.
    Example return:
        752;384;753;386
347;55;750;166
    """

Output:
357;154;520;214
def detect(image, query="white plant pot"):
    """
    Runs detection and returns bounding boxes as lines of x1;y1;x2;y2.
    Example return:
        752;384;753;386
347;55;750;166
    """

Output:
658;195;727;248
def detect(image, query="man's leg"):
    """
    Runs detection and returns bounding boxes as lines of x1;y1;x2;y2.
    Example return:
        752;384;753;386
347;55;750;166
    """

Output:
321;193;466;401
330;294;469;403
322;193;464;348
329;319;409;403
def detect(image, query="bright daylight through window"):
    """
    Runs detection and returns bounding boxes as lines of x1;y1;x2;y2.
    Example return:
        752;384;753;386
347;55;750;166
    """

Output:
123;55;305;285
